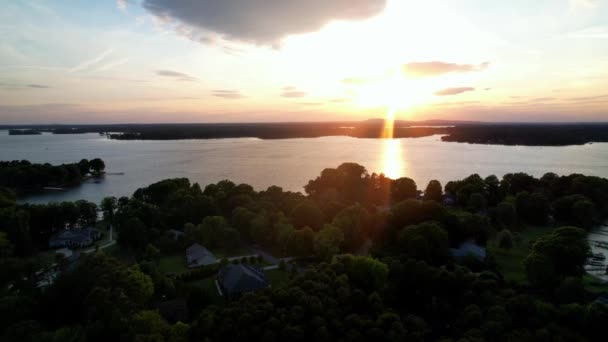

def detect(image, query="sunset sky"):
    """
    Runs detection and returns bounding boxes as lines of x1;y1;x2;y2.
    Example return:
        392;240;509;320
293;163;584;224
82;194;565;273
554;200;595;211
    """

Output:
1;0;608;124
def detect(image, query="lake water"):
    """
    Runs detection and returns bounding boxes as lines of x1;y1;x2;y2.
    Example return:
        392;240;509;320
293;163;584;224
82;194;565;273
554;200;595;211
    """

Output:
2;130;608;205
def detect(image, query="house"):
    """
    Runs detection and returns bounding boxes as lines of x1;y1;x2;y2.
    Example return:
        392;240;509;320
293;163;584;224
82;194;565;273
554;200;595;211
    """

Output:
166;229;184;241
48;228;102;249
217;264;269;297
186;243;217;268
450;241;486;262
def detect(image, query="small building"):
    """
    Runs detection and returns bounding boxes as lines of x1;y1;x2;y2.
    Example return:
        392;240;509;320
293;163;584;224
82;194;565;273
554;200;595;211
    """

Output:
217;264;270;297
186;243;217;268
49;228;102;249
166;229;184;241
450;241;487;262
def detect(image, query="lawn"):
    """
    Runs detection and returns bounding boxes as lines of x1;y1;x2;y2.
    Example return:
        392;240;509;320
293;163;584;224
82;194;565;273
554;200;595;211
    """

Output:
188;277;223;303
266;269;290;288
487;225;555;285
157;254;189;274
582;274;608;295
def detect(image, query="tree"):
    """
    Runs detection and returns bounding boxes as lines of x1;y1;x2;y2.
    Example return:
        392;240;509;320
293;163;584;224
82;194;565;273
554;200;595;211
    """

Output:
332;204;370;252
290;201;324;231
495;201;517;227
100;196;117;223
397;222;449;265
314;224;344;260
423;180;442;202
497;229;514;250
77;159;90;176
286;226;314;256
515;191;549;224
391;177;417;203
524;226;590;288
89;158;105;175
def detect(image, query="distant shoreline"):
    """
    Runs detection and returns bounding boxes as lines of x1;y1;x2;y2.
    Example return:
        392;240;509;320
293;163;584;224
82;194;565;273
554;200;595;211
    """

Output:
2;121;608;146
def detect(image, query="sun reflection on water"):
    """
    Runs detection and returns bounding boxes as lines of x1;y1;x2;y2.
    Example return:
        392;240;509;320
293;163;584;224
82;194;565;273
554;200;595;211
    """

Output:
381;107;403;179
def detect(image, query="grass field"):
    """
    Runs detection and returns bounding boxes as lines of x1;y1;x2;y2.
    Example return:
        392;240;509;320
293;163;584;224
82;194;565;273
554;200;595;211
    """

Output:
157;254;189;274
188;277;223;303
488;225;608;293
266;269;290;288
487;225;555;285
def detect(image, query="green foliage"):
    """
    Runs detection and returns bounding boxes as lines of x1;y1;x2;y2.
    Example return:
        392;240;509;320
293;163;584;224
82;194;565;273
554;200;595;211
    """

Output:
391;177;417;203
423;180;443;202
397;222;449;264
290;200;324;231
497;229;514;250
314;224;344;260
524;226;590;288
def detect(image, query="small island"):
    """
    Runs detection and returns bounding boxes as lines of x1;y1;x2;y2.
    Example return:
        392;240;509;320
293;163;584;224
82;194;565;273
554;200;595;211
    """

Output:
8;129;42;135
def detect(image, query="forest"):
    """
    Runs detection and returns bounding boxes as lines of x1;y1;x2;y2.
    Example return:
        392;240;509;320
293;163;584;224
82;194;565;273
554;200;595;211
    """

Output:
1;162;608;341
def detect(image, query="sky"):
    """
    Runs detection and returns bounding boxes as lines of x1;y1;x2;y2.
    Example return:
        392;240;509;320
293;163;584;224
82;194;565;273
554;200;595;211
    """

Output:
1;0;608;124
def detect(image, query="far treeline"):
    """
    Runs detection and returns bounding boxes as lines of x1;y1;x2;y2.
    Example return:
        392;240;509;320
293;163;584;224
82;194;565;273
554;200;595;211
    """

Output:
0;158;105;194
4;122;608;145
1;162;608;341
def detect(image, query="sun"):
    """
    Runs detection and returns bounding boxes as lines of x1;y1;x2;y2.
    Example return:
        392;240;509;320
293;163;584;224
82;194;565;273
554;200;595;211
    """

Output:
352;69;430;114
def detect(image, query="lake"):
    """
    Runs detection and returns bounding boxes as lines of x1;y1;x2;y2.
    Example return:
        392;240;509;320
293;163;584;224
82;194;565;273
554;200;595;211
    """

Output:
2;130;608;204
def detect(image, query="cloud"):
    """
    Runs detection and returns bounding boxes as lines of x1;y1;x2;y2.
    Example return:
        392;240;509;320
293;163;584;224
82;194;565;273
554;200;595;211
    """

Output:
156;70;197;81
96;58;129;72
282;86;297;91
567;94;608;102
281;91;307;98
567;26;608;39
341;77;368;85
211;90;246;99
141;0;387;45
0;82;50;90
403;61;489;78
117;0;127;12
570;0;601;10
434;87;475;96
70;49;113;72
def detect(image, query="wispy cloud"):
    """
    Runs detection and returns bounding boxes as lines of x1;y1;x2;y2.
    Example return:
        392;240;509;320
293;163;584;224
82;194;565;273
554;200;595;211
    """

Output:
156;70;198;81
341;77;368;85
27;84;50;88
96;58;129;72
117;0;128;12
567;26;608;39
211;89;246;99
70;49;113;72
281;91;307;98
403;62;489;78
434;87;475;96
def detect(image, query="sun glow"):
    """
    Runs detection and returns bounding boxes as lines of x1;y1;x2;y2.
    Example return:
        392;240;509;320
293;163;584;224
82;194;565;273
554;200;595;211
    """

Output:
381;107;403;179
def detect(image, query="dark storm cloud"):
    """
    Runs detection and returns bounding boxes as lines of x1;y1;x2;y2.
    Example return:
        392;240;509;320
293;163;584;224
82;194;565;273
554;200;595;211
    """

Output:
403;61;489;77
434;87;475;96
142;0;387;45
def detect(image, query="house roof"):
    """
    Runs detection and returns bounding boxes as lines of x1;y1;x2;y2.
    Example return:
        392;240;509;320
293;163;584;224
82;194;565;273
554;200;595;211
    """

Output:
450;241;487;261
218;264;269;296
167;229;184;236
186;243;217;267
49;228;100;245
